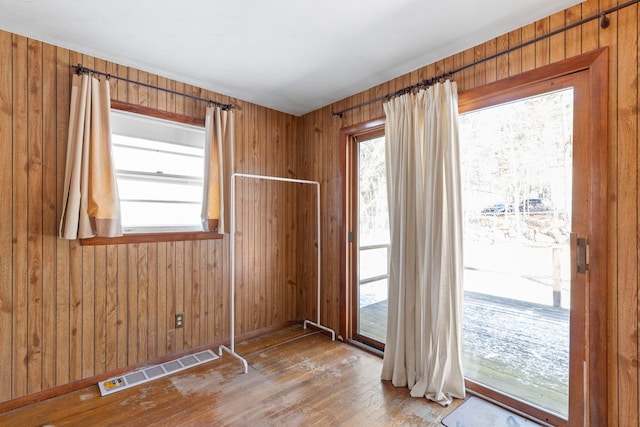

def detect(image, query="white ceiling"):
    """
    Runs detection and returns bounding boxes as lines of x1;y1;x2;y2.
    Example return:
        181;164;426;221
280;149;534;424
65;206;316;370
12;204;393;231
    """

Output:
0;0;582;116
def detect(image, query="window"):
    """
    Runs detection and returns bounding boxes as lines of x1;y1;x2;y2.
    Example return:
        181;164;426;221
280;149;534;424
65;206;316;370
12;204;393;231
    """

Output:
80;102;223;245
110;109;205;233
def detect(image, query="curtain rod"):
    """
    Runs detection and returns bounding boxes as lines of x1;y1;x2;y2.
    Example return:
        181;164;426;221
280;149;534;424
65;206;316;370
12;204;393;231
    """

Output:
71;64;236;111
332;0;639;117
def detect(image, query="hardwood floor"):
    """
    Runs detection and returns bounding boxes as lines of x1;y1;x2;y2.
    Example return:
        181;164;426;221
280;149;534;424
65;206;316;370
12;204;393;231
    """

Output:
0;325;460;426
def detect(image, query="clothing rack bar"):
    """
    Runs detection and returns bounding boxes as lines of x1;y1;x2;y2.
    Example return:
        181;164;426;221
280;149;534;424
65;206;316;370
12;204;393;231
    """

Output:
71;64;236;111
220;172;335;373
332;0;639;117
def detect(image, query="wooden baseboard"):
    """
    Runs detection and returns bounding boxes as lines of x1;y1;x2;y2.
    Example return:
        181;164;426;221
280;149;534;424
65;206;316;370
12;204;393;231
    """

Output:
0;320;300;414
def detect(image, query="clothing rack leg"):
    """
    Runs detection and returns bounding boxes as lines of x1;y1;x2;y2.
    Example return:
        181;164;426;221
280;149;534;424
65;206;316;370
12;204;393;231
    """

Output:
303;180;334;340
219;345;248;373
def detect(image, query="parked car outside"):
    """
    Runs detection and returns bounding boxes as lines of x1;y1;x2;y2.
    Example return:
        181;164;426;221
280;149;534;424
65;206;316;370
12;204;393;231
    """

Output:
482;199;554;215
481;202;512;215
519;198;553;213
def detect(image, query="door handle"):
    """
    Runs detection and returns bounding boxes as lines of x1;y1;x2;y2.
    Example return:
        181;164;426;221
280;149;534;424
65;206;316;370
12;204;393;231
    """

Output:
576;237;588;274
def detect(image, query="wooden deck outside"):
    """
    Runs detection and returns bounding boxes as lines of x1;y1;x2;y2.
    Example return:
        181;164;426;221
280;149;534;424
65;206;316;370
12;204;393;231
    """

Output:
0;325;460;426
359;300;388;343
357;293;570;418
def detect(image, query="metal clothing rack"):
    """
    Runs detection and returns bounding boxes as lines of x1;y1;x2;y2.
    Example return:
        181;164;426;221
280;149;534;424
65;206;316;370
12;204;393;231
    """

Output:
219;172;335;373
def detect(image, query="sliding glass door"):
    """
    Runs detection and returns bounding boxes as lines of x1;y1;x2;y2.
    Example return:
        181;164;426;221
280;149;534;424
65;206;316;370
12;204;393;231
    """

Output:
459;86;574;418
344;121;388;350
355;134;389;345
456;56;609;424
341;51;607;426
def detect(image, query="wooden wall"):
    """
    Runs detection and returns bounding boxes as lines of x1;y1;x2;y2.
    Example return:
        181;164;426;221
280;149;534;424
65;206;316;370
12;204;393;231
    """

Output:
0;30;301;404
2;1;639;423
296;0;639;424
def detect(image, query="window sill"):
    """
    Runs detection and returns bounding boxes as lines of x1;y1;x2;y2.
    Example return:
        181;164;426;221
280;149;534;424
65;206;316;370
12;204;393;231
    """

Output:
80;230;223;246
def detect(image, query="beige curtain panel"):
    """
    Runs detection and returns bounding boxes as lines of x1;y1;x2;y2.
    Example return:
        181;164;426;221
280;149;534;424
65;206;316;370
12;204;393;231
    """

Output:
59;73;122;240
381;81;465;406
201;105;235;233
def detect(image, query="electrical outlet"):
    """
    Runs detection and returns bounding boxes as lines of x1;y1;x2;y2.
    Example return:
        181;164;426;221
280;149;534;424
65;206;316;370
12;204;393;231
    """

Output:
175;313;184;328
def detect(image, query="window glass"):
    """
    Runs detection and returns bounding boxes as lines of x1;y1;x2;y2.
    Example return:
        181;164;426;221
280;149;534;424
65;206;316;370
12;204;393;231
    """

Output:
110;110;205;233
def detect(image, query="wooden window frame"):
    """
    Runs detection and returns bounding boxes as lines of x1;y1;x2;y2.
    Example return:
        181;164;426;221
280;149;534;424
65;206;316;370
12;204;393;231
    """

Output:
80;100;223;246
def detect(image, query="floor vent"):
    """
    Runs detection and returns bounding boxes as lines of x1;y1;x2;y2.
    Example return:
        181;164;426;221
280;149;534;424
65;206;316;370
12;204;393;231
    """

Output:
98;349;219;396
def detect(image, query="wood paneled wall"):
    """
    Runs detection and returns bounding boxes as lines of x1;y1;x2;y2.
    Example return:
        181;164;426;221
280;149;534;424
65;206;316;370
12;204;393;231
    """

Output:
0;30;302;404
296;0;639;424
2;1;639;423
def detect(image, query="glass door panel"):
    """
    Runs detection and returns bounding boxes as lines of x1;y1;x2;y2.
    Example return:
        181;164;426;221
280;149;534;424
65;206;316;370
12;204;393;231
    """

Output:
356;135;389;344
459;88;573;418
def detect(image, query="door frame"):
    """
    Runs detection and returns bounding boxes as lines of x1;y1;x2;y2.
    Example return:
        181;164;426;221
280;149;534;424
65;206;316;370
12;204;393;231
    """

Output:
457;47;608;426
340;117;386;349
339;47;608;426
460;72;589;426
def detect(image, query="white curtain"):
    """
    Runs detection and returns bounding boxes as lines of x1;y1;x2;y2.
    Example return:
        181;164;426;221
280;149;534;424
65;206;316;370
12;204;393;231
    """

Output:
59;73;122;239
202;105;234;233
381;81;465;406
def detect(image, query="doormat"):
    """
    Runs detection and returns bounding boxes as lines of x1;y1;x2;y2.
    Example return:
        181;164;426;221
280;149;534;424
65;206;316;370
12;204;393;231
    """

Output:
442;396;542;427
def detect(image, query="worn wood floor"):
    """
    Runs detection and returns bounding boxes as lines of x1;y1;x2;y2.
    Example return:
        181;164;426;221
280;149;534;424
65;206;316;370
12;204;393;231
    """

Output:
0;325;461;426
